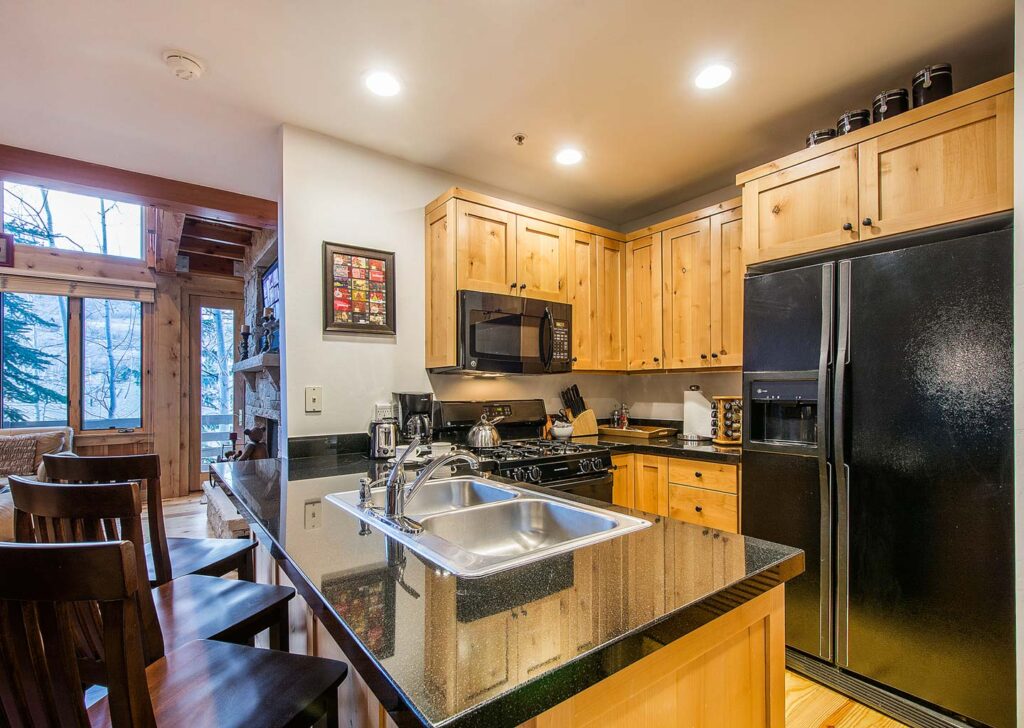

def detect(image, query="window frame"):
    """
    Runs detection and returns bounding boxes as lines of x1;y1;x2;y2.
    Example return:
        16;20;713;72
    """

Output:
0;292;149;435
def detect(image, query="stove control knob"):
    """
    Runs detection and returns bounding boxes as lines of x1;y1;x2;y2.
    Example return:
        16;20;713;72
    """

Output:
579;459;592;473
512;467;525;482
529;466;542;482
591;458;605;472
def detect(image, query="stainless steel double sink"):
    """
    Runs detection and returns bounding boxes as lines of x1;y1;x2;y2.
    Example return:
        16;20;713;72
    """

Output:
326;477;651;577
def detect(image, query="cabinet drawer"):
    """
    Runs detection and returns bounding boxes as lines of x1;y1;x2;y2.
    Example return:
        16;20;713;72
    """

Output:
667;458;737;494
668;483;738;533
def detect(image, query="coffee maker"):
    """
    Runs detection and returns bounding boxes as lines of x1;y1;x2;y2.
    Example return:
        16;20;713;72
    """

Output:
394;392;433;442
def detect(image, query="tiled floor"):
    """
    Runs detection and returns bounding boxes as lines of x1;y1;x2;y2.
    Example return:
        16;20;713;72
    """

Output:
160;494;908;727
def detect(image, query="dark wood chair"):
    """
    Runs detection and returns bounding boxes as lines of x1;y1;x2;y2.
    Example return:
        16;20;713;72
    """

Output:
43;453;255;586
0;540;347;728
8;476;294;687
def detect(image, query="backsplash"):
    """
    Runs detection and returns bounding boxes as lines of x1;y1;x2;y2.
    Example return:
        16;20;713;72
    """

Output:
621;372;742;420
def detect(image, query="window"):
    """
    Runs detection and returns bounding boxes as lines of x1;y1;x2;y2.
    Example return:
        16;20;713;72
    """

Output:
200;306;235;469
82;299;142;430
3;181;143;259
1;293;69;427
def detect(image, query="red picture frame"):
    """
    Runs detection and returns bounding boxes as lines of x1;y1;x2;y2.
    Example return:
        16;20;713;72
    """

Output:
0;233;13;268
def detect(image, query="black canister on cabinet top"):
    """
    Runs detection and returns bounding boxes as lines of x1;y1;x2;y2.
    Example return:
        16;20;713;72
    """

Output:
806;128;836;147
913;63;953;106
873;88;909;122
836;109;871;135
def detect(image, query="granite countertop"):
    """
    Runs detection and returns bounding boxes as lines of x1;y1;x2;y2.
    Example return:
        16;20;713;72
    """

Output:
212;458;800;727
578;434;742;464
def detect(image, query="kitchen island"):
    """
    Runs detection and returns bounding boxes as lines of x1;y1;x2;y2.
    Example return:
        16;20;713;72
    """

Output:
212;458;802;728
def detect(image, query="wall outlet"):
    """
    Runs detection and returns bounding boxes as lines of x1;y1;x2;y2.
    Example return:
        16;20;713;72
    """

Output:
304;500;322;529
373;402;396;420
305;385;323;413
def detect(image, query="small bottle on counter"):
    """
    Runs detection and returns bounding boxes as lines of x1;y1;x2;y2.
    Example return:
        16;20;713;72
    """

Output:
619;403;630;429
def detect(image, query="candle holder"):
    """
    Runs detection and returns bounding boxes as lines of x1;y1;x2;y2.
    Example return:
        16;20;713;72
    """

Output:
240;331;251;360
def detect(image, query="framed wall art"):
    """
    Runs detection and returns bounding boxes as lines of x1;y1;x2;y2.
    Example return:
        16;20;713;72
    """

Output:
322;241;396;335
0;233;14;268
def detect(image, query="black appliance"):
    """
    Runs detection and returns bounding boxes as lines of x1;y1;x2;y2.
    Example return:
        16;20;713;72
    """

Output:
741;214;1015;728
394;391;433;441
431;291;572;374
434;399;613;502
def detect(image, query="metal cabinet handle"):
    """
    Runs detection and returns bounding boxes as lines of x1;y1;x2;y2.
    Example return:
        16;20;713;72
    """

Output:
694;472;702;478
695;505;703;512
520;283;527;291
510;282;517;290
862;217;873;226
653;356;660;363
842;222;853;231
710;353;718;359
700;353;708;360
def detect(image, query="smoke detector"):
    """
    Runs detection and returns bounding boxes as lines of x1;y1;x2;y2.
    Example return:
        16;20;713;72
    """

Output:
162;50;205;81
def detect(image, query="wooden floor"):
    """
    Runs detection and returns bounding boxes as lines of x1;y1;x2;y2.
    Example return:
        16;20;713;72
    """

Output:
161;495;907;728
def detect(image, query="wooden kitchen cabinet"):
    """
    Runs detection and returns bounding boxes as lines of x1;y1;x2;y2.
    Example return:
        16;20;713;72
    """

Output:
710;208;744;367
610;453;635;508
567;229;599;369
662;219;711;369
737;75;1014;265
633;454;668;516
516;592;571;679
668;482;738;533
597;237;628;370
455;199;517;295
625;233;664;370
517;216;568;302
858;92;1013;240
425;199;457;368
741;146;860;265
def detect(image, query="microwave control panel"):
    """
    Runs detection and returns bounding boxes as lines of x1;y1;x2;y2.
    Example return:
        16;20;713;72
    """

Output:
553;319;570;360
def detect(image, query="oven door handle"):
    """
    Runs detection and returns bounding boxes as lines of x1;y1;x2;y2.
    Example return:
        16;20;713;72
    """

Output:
541;472;613;490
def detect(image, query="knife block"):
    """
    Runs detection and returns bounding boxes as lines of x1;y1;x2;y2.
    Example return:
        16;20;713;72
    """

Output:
568;409;599;437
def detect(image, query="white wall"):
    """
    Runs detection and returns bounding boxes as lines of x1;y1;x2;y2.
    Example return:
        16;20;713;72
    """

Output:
280;125;632;440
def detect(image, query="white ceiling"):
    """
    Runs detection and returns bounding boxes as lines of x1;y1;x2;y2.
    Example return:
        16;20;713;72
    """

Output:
0;0;1013;225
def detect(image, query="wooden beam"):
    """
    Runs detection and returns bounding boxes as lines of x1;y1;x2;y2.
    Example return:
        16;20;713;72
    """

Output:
0;144;278;228
182;251;239;278
182;219;255;246
179;236;247;260
149;209;185;274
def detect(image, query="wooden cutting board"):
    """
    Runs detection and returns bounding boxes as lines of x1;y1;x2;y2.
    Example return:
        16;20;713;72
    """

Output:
598;425;678;439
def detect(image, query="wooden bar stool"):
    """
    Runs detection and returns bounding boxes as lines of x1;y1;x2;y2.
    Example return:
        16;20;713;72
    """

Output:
9;476;294;686
0;540;347;728
43;453;255;586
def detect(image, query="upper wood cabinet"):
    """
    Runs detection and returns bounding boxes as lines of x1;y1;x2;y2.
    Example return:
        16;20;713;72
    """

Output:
597;238;628;370
662;220;711;369
625;233;663;370
425;199;457;369
455;200;517;295
858;93;1013;240
741;146;860;265
710;208;744;368
738;75;1014;265
567;229;598;369
517;216;568;302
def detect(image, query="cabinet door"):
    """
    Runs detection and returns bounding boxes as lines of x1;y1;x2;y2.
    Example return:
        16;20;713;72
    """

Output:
597;237;628;370
742;146;859;265
425;199;457;368
516;592;570;679
663;220;711;369
567;229;598;369
455;200;517;295
858;92;1013;240
633;454;668;516
611;453;635;508
710;208;744;368
625;233;664;370
516;216;568;302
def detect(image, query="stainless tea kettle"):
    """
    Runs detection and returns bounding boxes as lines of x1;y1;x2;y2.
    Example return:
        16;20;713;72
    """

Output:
467;414;504;449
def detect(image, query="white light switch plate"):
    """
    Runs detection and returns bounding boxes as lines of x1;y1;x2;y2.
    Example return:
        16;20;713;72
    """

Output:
305;385;323;413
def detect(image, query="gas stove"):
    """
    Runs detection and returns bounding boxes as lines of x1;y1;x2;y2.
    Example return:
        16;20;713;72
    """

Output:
433;399;615;502
477;438;612;485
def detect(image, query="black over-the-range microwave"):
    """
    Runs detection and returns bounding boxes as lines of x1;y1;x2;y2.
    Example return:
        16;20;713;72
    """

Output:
431;291;573;374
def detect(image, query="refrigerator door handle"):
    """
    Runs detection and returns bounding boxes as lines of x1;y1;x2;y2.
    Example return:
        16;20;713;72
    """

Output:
816;263;835;660
834;260;851;667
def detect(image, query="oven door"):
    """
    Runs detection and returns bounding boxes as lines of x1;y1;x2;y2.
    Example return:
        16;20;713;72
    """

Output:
456;291;572;374
542;473;614;504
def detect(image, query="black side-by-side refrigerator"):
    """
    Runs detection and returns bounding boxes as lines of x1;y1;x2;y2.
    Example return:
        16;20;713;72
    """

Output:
741;215;1015;728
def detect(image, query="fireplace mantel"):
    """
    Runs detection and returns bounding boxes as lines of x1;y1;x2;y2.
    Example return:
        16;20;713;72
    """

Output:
234;352;280;389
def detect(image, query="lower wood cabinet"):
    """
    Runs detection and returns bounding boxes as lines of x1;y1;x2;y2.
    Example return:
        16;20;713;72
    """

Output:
614;454;740;534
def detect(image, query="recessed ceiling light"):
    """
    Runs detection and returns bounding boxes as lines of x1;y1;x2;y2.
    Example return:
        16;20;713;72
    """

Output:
364;71;401;97
694;64;732;89
555;148;584;166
